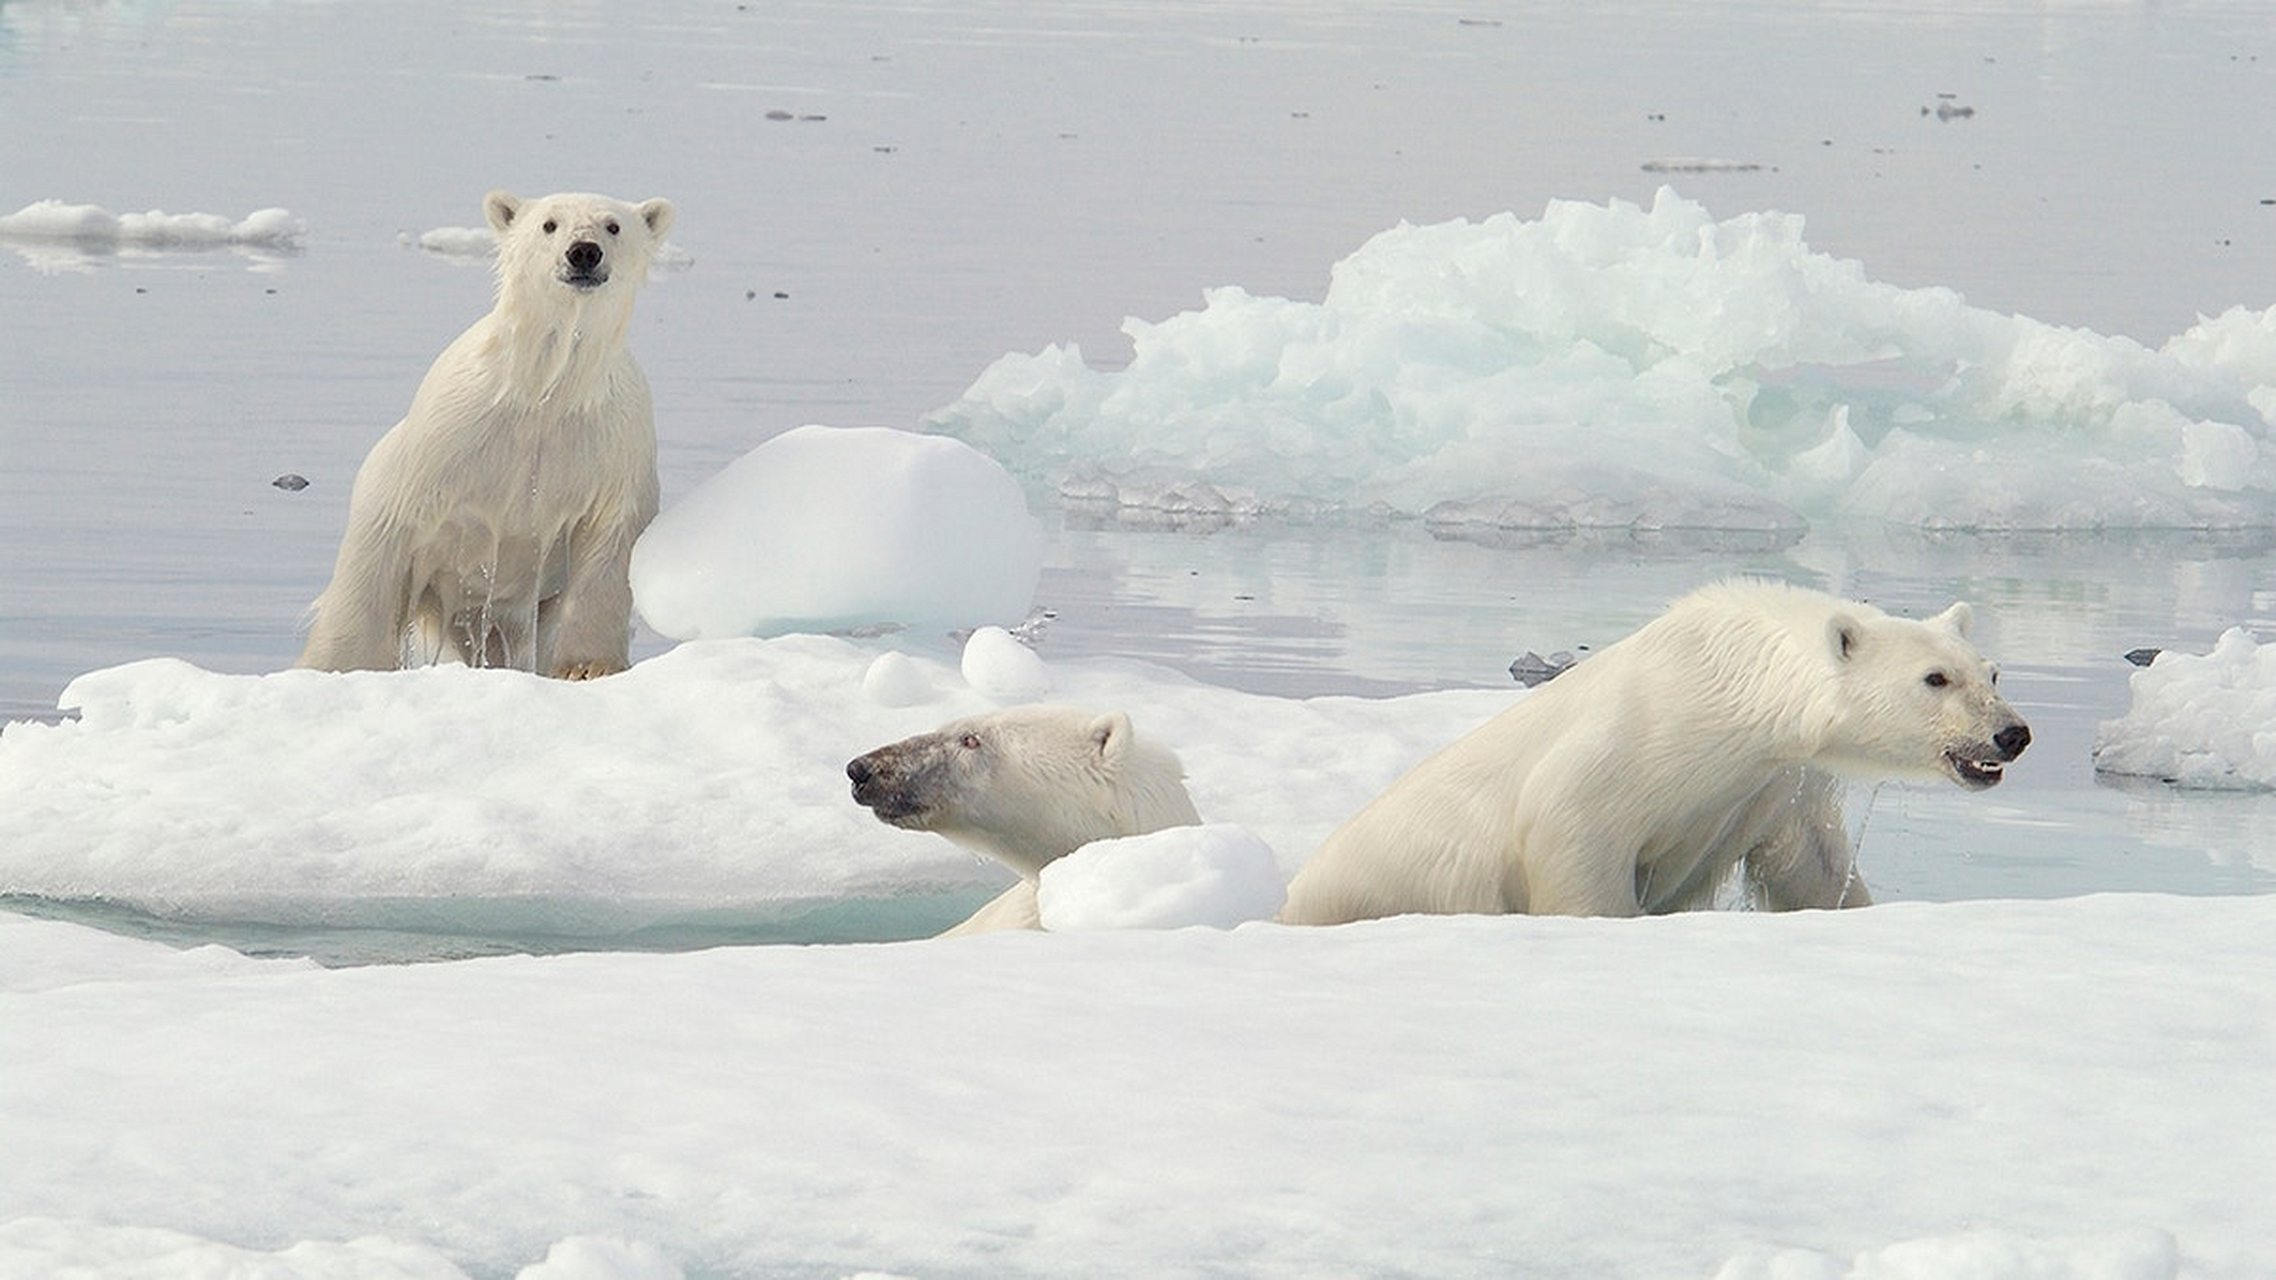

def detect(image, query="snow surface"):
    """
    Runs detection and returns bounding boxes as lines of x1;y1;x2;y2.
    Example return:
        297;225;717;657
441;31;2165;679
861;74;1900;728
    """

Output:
630;425;1044;642
5;896;2269;1278
2095;629;2276;790
925;189;2276;534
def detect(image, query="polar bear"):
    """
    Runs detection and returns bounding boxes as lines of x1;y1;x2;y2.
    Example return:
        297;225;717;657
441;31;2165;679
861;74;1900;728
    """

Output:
1281;579;2032;924
297;190;675;678
847;705;1202;936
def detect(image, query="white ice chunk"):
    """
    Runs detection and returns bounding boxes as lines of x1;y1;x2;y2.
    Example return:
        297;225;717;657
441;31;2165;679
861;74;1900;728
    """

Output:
1036;824;1286;931
959;625;1051;701
632;425;1043;641
0;199;306;249
860;650;936;707
2094;628;2276;788
926;188;2276;531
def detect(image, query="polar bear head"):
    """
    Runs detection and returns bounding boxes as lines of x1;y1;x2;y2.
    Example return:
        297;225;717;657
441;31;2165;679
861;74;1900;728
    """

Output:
1817;600;2032;790
847;705;1201;879
483;190;674;304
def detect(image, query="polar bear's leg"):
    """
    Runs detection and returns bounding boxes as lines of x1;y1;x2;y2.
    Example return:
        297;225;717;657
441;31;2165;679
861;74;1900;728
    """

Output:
1741;769;1872;910
937;881;1042;937
296;521;414;672
1522;823;1649;917
541;516;643;679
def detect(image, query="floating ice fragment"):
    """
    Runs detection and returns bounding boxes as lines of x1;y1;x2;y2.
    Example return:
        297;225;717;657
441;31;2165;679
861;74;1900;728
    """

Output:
960;625;1050;701
927;188;2276;532
1508;650;1580;687
2094;628;2276;788
0;200;307;250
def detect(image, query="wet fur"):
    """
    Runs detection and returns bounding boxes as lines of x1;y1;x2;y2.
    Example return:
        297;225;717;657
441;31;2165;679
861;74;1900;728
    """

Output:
848;705;1201;935
1282;580;2031;924
297;190;674;679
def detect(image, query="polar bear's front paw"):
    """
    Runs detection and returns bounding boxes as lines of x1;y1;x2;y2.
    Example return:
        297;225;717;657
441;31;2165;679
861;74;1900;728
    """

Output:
550;659;624;681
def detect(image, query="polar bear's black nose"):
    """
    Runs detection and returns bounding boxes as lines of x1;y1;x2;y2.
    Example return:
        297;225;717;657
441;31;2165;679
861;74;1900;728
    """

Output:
846;757;872;785
1994;722;2032;760
565;240;603;272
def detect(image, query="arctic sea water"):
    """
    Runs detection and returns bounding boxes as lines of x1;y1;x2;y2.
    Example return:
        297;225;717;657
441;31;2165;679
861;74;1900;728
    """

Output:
4;0;2276;962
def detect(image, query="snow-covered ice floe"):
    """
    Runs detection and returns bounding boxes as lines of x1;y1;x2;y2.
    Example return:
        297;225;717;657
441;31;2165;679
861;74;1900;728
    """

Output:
925;188;2276;535
0;634;1494;947
2095;628;2276;789
3;895;2269;1277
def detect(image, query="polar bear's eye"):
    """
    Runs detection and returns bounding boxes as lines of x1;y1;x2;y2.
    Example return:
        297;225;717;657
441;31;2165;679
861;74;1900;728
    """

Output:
959;733;982;750
541;219;558;234
605;220;621;236
1923;671;1950;689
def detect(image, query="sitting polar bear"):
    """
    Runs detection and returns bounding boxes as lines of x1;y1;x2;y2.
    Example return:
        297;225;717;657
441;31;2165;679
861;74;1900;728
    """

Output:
847;705;1201;936
1281;579;2032;924
298;190;674;679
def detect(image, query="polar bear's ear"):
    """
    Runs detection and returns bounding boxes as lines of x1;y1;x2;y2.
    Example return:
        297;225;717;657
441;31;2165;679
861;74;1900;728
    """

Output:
1088;711;1134;764
484;191;524;234
1827;612;1865;662
1929;601;1974;638
636;198;675;241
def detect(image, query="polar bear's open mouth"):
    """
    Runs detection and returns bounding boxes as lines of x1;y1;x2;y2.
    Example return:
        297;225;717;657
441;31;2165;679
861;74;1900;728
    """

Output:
1945;750;2006;790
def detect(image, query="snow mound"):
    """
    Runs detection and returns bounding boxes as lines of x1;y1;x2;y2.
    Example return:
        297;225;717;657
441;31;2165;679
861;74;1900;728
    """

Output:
1037;824;1287;930
925;187;2276;533
2093;628;2276;789
516;1236;684;1280
631;425;1044;641
959;624;1051;701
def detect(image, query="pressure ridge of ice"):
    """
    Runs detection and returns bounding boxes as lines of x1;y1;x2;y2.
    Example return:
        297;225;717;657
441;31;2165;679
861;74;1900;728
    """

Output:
925;188;2276;534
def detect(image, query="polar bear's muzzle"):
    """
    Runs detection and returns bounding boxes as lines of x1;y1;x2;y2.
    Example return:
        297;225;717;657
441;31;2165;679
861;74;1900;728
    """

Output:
846;748;944;828
1944;720;2032;790
559;239;610;289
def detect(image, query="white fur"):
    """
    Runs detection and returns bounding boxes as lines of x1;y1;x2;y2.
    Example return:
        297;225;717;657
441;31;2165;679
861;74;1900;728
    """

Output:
846;705;1202;936
1281;579;2032;924
297;190;675;679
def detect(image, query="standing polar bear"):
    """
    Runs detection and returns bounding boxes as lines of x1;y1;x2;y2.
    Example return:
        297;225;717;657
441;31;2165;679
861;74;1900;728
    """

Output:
1281;580;2032;924
298;190;675;678
847;705;1201;935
